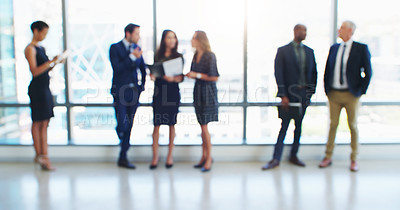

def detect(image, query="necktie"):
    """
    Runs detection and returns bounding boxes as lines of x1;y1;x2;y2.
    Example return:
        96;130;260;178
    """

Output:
297;45;302;65
128;44;133;53
131;43;142;86
339;44;346;85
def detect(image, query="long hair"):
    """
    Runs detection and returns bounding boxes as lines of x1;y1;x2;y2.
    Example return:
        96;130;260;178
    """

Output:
155;30;179;61
194;30;211;52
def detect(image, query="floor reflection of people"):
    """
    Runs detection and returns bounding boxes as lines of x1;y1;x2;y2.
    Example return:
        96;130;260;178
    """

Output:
200;173;212;210
272;170;286;210
118;169;133;210
323;170;335;210
347;173;357;210
167;170;177;210
290;168;300;210
34;171;51;209
151;171;162;210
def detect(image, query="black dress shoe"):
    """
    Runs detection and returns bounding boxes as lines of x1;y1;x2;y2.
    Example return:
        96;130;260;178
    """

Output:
261;159;280;170
289;157;306;167
118;159;136;169
149;164;158;170
165;164;173;169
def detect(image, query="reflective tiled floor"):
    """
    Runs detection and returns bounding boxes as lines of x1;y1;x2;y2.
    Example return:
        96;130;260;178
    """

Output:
1;160;399;210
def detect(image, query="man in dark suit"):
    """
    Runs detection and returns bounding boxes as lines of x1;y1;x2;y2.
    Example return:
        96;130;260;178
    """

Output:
109;23;146;169
319;21;372;172
262;24;317;170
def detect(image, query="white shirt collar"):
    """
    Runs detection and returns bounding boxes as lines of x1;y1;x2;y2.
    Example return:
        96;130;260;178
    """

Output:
342;38;353;47
122;38;131;50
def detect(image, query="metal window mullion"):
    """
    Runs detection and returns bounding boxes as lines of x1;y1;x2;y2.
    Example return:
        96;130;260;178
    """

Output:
332;0;338;45
62;0;72;143
153;0;157;53
242;0;248;144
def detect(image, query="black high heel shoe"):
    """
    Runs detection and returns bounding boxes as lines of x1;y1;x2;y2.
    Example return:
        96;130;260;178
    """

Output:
150;157;159;170
194;160;206;168
201;159;213;172
194;158;214;169
149;164;158;170
165;163;173;169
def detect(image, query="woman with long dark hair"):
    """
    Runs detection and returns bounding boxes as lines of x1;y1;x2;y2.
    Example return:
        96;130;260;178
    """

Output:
24;21;61;171
150;30;184;169
186;31;219;172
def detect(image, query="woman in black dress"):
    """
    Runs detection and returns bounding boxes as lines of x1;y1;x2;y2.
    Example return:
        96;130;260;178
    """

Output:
150;30;184;169
186;31;219;172
24;21;61;171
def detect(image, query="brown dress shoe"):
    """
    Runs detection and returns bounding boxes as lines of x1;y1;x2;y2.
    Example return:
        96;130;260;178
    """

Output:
262;159;279;170
289;157;306;167
319;158;332;168
350;161;359;172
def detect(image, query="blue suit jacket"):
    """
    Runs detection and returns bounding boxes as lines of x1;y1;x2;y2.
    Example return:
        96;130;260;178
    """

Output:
274;42;318;103
324;41;372;97
109;41;146;96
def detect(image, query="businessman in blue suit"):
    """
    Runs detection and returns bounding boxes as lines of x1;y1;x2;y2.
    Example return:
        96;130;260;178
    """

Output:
262;24;317;170
110;23;146;169
319;21;372;172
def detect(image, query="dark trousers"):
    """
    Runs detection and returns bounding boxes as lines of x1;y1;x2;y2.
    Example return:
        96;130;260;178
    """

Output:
273;89;310;161
272;111;306;161
113;86;140;160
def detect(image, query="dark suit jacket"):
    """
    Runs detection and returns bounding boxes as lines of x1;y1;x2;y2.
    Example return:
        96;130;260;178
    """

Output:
275;42;318;103
324;41;372;97
109;41;146;96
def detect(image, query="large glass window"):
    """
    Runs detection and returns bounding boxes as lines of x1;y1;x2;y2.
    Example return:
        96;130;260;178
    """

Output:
338;0;400;101
247;0;331;103
66;0;154;104
157;0;245;104
0;0;15;102
0;107;67;145
1;0;399;146
13;0;65;104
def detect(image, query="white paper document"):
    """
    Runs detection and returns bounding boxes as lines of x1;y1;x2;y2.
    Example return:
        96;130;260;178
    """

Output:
288;103;302;107
162;57;183;76
56;50;70;63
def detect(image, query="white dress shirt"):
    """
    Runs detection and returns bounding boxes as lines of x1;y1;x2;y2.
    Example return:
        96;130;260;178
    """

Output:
122;38;137;61
122;39;142;85
332;39;353;89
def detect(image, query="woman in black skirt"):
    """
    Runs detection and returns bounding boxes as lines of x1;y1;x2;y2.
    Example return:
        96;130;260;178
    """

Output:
150;30;184;169
186;31;219;172
24;21;61;171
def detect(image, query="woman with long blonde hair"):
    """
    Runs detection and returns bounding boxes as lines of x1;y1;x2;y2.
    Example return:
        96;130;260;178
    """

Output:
186;31;219;172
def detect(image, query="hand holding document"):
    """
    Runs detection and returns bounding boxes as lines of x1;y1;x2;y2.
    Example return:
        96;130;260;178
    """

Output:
56;50;70;64
162;57;183;76
278;102;303;119
148;57;184;78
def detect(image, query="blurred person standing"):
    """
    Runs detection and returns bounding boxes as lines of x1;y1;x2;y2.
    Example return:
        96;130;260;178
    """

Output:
186;31;219;172
262;24;317;170
319;21;372;172
150;30;184;169
109;23;147;169
25;21;63;171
